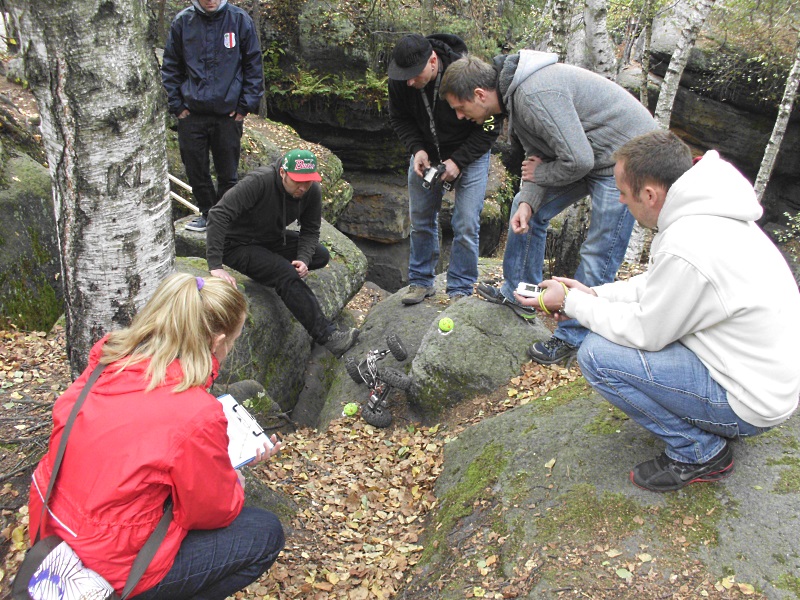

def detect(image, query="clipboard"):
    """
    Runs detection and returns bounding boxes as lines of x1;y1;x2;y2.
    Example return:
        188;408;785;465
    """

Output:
217;394;273;468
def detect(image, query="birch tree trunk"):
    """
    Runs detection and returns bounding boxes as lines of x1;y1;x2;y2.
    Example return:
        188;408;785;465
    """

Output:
8;0;172;377
549;0;573;61
653;0;717;128
584;0;617;79
754;30;800;204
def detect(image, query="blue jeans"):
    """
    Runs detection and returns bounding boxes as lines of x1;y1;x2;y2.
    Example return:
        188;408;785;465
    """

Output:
407;152;491;297
500;174;634;348
578;334;767;464
133;508;285;600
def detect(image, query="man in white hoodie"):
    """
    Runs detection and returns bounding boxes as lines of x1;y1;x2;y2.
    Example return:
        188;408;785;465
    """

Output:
515;130;800;492
440;53;657;364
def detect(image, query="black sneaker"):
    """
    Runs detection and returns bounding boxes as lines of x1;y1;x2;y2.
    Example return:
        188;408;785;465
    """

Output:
185;215;207;232
528;337;576;364
631;443;734;492
323;327;360;358
476;283;536;321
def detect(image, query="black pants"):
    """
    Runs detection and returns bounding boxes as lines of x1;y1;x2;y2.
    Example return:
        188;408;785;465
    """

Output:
177;113;243;217
224;232;335;342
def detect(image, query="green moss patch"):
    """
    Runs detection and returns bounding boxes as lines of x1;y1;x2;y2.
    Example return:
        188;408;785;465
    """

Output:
536;483;645;543
585;405;630;435
766;456;800;494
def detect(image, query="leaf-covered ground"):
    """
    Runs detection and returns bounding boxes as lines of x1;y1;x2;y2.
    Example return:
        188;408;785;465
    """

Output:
0;287;761;599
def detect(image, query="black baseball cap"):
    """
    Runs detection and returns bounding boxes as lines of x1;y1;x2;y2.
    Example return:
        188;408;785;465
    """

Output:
388;34;433;80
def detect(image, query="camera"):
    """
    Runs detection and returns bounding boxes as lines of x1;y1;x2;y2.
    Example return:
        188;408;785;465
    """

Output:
421;164;446;189
421;164;455;191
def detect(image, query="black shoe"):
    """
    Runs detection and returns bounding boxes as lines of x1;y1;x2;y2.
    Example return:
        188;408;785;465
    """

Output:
476;283;536;321
630;443;734;492
185;215;207;232
323;328;360;358
528;337;576;365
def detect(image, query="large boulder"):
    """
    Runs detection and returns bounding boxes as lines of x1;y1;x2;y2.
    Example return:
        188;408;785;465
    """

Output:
174;217;367;412
0;141;62;331
301;260;552;431
398;381;800;599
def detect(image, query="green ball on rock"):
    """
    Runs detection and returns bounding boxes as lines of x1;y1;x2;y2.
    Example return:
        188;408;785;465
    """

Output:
343;402;359;416
438;317;454;333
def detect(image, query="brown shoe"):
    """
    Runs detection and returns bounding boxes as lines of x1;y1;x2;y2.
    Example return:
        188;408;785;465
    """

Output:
401;285;435;305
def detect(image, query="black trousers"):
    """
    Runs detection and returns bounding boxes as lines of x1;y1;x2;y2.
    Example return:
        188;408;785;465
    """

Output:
177;113;243;217
224;232;335;342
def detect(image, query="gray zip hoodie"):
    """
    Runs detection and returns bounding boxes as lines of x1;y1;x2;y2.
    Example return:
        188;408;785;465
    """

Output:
498;50;657;212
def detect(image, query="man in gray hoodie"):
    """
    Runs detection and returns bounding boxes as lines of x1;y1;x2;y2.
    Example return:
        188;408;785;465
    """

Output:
440;52;657;364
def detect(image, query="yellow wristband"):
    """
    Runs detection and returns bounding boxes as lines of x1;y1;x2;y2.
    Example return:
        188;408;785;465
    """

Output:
538;290;551;315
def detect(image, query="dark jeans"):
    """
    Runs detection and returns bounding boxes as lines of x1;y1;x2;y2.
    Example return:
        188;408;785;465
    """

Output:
132;508;284;600
224;231;335;342
177;113;244;217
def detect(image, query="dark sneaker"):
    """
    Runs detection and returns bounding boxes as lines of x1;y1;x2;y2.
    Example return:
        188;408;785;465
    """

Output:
185;215;207;232
528;337;577;365
631;443;734;492
323;327;360;358
476;283;536;320
402;285;435;305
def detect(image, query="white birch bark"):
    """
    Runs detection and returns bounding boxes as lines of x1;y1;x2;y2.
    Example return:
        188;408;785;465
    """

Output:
8;0;172;376
583;0;617;79
653;0;717;128
754;30;800;204
549;0;573;61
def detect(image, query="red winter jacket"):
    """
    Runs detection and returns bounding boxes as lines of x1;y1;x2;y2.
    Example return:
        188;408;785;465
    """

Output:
28;337;244;596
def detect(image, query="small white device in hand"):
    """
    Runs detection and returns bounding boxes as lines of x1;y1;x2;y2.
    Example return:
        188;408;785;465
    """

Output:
516;282;543;299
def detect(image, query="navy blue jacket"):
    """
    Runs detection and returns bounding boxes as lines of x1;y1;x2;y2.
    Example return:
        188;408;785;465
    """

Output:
162;2;263;117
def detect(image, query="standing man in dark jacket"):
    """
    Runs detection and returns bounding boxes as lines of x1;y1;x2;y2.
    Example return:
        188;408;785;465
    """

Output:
162;0;264;233
388;34;499;304
206;150;359;357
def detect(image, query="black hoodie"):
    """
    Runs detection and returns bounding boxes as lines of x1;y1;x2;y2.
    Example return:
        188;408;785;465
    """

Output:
388;34;499;168
206;157;322;270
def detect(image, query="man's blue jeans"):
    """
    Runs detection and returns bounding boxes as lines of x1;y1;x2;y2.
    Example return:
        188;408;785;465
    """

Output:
500;174;634;348
407;151;491;297
578;334;767;464
133;508;285;600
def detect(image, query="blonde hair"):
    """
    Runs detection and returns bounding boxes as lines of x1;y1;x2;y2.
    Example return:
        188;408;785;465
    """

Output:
100;273;248;392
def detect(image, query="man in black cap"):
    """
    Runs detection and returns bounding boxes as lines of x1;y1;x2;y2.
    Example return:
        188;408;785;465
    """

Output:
388;34;499;305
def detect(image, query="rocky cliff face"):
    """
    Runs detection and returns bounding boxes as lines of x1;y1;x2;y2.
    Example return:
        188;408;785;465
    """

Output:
258;7;799;224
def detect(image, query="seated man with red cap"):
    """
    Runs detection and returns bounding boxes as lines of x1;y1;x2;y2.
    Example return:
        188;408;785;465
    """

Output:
207;149;359;357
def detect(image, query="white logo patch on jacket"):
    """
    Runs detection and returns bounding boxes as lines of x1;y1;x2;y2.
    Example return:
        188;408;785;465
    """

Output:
224;32;236;49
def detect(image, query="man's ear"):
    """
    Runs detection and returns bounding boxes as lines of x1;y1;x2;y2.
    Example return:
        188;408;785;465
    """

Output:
474;88;488;103
642;184;667;209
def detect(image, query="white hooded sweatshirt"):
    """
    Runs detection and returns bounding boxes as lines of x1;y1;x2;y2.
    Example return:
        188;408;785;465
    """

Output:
566;151;800;427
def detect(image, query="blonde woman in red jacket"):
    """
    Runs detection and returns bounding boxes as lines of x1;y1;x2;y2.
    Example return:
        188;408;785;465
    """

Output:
28;273;284;599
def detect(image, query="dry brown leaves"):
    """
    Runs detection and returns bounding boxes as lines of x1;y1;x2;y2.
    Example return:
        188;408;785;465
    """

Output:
234;419;445;599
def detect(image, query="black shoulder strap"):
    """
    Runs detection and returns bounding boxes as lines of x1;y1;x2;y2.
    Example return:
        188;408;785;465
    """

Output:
34;363;106;544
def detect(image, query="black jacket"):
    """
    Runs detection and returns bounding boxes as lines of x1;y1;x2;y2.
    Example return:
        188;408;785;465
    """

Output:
162;2;264;117
206;158;322;270
388;34;499;168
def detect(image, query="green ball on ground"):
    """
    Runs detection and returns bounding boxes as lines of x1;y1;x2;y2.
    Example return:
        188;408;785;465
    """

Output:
438;317;454;333
343;402;359;416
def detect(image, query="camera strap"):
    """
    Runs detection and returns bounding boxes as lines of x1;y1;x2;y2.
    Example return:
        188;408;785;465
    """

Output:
419;68;443;162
